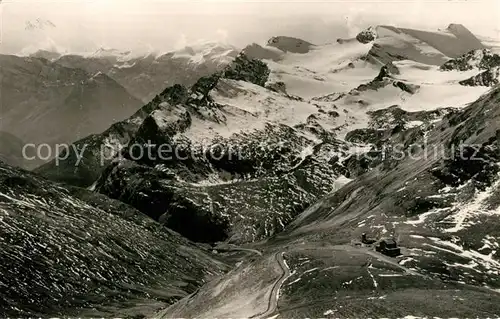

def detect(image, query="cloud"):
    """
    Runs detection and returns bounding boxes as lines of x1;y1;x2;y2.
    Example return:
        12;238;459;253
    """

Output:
174;34;188;50
216;29;229;44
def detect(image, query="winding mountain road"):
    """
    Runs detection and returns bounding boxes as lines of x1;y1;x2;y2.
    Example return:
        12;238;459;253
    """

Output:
214;243;263;256
250;252;290;319
246;244;429;319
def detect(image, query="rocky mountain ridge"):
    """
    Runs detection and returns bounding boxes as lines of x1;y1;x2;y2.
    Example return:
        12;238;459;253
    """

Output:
88;54;351;243
440;49;500;87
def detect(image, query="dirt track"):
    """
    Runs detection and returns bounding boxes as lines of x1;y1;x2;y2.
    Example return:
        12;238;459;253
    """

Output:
250;252;290;319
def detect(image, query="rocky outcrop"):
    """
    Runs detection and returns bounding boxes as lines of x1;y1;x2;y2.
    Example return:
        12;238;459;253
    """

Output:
459;67;500;87
342;105;458;178
222;53;270;86
356;26;377;44
446;23;485;53
158;66;500;319
95;121;349;243
56;42;238;103
353;65;393;92
440;49;500;71
266;81;287;94
94;160;230;243
353;64;418;94
34;93;169;187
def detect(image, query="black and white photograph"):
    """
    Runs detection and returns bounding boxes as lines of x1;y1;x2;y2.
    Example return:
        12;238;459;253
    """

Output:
1;0;500;317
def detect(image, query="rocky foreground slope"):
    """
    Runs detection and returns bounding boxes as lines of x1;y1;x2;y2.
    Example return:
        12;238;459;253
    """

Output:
0;161;228;317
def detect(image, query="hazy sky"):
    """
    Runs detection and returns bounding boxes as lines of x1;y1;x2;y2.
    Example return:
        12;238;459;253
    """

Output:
1;0;499;55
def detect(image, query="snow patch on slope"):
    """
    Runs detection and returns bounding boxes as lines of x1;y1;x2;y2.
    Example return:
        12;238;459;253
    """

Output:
182;79;317;144
265;41;377;99
442;174;500;233
172;42;239;66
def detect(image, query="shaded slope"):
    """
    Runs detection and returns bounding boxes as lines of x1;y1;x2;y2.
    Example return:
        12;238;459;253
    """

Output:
0;161;228;317
0;132;28;168
0;55;142;169
34;92;162;187
460;67;500;87
439;49;500;87
446;23;485;52
400;25;484;58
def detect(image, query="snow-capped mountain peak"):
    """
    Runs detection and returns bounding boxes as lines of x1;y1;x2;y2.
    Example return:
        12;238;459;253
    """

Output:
89;47;132;58
170;41;239;66
25;18;56;31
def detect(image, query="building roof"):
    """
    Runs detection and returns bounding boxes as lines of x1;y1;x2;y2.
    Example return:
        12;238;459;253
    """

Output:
381;238;397;245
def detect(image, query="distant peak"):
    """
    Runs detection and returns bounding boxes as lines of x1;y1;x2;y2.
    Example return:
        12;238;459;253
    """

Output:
91;47;131;57
25;19;56;31
266;36;313;54
356;26;377;44
29;49;62;61
267;36;312;45
446;23;466;30
166;41;239;65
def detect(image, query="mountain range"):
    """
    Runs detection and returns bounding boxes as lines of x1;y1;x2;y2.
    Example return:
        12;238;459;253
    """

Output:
2;23;500;317
0;42;239;169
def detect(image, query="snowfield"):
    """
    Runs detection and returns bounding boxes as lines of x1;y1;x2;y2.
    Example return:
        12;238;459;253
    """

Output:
266;40;378;98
